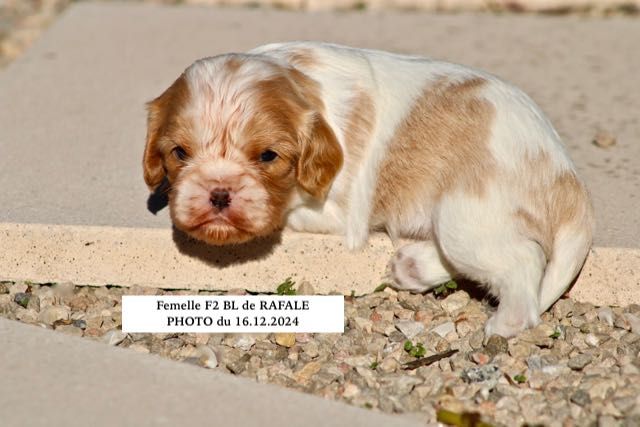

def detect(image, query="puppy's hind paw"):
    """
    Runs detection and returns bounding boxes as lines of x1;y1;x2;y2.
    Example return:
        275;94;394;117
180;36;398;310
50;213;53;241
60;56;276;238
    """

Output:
484;310;540;339
388;242;454;293
389;250;430;292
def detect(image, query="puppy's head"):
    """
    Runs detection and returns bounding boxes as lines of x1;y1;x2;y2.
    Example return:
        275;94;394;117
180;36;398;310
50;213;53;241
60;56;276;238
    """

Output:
143;55;342;245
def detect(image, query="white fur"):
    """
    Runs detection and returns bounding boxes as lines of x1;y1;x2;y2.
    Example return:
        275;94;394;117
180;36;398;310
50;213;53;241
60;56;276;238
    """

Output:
252;42;591;338
174;42;593;338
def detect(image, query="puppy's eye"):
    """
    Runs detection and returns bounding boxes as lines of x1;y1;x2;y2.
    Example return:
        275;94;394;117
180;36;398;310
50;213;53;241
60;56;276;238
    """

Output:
173;146;188;161
260;150;278;162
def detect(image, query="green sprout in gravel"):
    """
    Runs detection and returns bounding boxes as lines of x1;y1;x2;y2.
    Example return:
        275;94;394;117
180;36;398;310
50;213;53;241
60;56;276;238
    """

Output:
370;360;379;370
276;278;296;296
373;283;389;293
513;374;527;384
433;280;458;298
404;340;426;358
549;330;561;339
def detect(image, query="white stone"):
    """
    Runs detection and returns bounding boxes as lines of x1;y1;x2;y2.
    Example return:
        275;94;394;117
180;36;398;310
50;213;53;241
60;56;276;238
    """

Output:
624;313;640;334
440;292;470;314
38;305;70;325
597;306;614;326
101;330;127;346
430;321;456;338
395;320;424;339
197;345;219;369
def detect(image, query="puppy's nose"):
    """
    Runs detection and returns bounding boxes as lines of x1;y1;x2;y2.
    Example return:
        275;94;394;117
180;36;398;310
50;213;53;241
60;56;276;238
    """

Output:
210;188;231;210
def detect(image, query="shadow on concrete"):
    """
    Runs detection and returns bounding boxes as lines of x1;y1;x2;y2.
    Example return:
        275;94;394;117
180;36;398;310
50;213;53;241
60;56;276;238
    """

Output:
172;227;282;268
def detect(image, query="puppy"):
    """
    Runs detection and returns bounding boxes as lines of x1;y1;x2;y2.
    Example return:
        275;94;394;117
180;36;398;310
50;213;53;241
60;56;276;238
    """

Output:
142;42;593;338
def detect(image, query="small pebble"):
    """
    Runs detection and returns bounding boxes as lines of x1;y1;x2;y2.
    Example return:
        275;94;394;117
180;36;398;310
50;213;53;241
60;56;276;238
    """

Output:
101;330;127;346
585;333;600;347
197;345;218;369
570;389;592;407
224;334;256;351
38;305;70;325
624;313;640;334
395;320;425;339
461;364;501;387
430;321;455;338
294;361;322;384
484;334;509;357
471;352;491;365
597;306;614;327
568;353;593;370
13;293;30;309
592;131;616;148
275;333;296;348
73;319;87;329
440;291;470;314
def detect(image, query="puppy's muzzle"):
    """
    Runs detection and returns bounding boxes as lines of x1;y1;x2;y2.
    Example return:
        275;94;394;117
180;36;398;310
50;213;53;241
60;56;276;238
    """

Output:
210;188;231;211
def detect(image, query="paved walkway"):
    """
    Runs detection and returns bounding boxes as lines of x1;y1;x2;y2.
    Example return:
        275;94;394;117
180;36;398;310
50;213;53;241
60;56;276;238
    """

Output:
1;3;638;245
0;317;420;427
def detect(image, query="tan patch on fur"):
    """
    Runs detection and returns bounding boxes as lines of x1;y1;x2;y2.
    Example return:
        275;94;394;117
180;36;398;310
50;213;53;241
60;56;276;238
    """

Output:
286;67;326;114
372;77;494;235
247;70;342;200
285;48;319;70
334;90;376;207
240;75;307;226
342;91;376;175
514;156;593;259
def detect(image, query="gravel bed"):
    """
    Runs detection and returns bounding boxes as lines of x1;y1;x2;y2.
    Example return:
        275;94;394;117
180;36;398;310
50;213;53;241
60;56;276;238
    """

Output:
1;280;639;426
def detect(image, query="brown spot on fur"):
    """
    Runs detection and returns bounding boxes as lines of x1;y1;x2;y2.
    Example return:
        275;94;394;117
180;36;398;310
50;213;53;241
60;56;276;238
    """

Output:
224;56;244;73
372;77;495;236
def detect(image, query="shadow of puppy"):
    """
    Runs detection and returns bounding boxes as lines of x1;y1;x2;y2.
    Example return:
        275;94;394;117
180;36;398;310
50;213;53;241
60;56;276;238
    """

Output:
172;226;282;268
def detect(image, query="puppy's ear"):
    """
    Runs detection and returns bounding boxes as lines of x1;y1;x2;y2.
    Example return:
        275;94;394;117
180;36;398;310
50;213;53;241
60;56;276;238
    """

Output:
143;99;167;190
143;74;188;190
296;113;343;200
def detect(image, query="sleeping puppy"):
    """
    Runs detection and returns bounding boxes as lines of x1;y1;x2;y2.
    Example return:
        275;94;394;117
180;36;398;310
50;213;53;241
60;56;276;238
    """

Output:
142;42;594;338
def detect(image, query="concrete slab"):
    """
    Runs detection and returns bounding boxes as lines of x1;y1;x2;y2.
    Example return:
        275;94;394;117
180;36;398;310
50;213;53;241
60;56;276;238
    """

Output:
0;317;421;427
1;1;639;245
1;222;639;307
0;3;638;303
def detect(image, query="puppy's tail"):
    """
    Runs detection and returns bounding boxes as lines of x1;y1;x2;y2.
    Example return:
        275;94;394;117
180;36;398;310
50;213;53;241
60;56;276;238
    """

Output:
538;177;594;313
